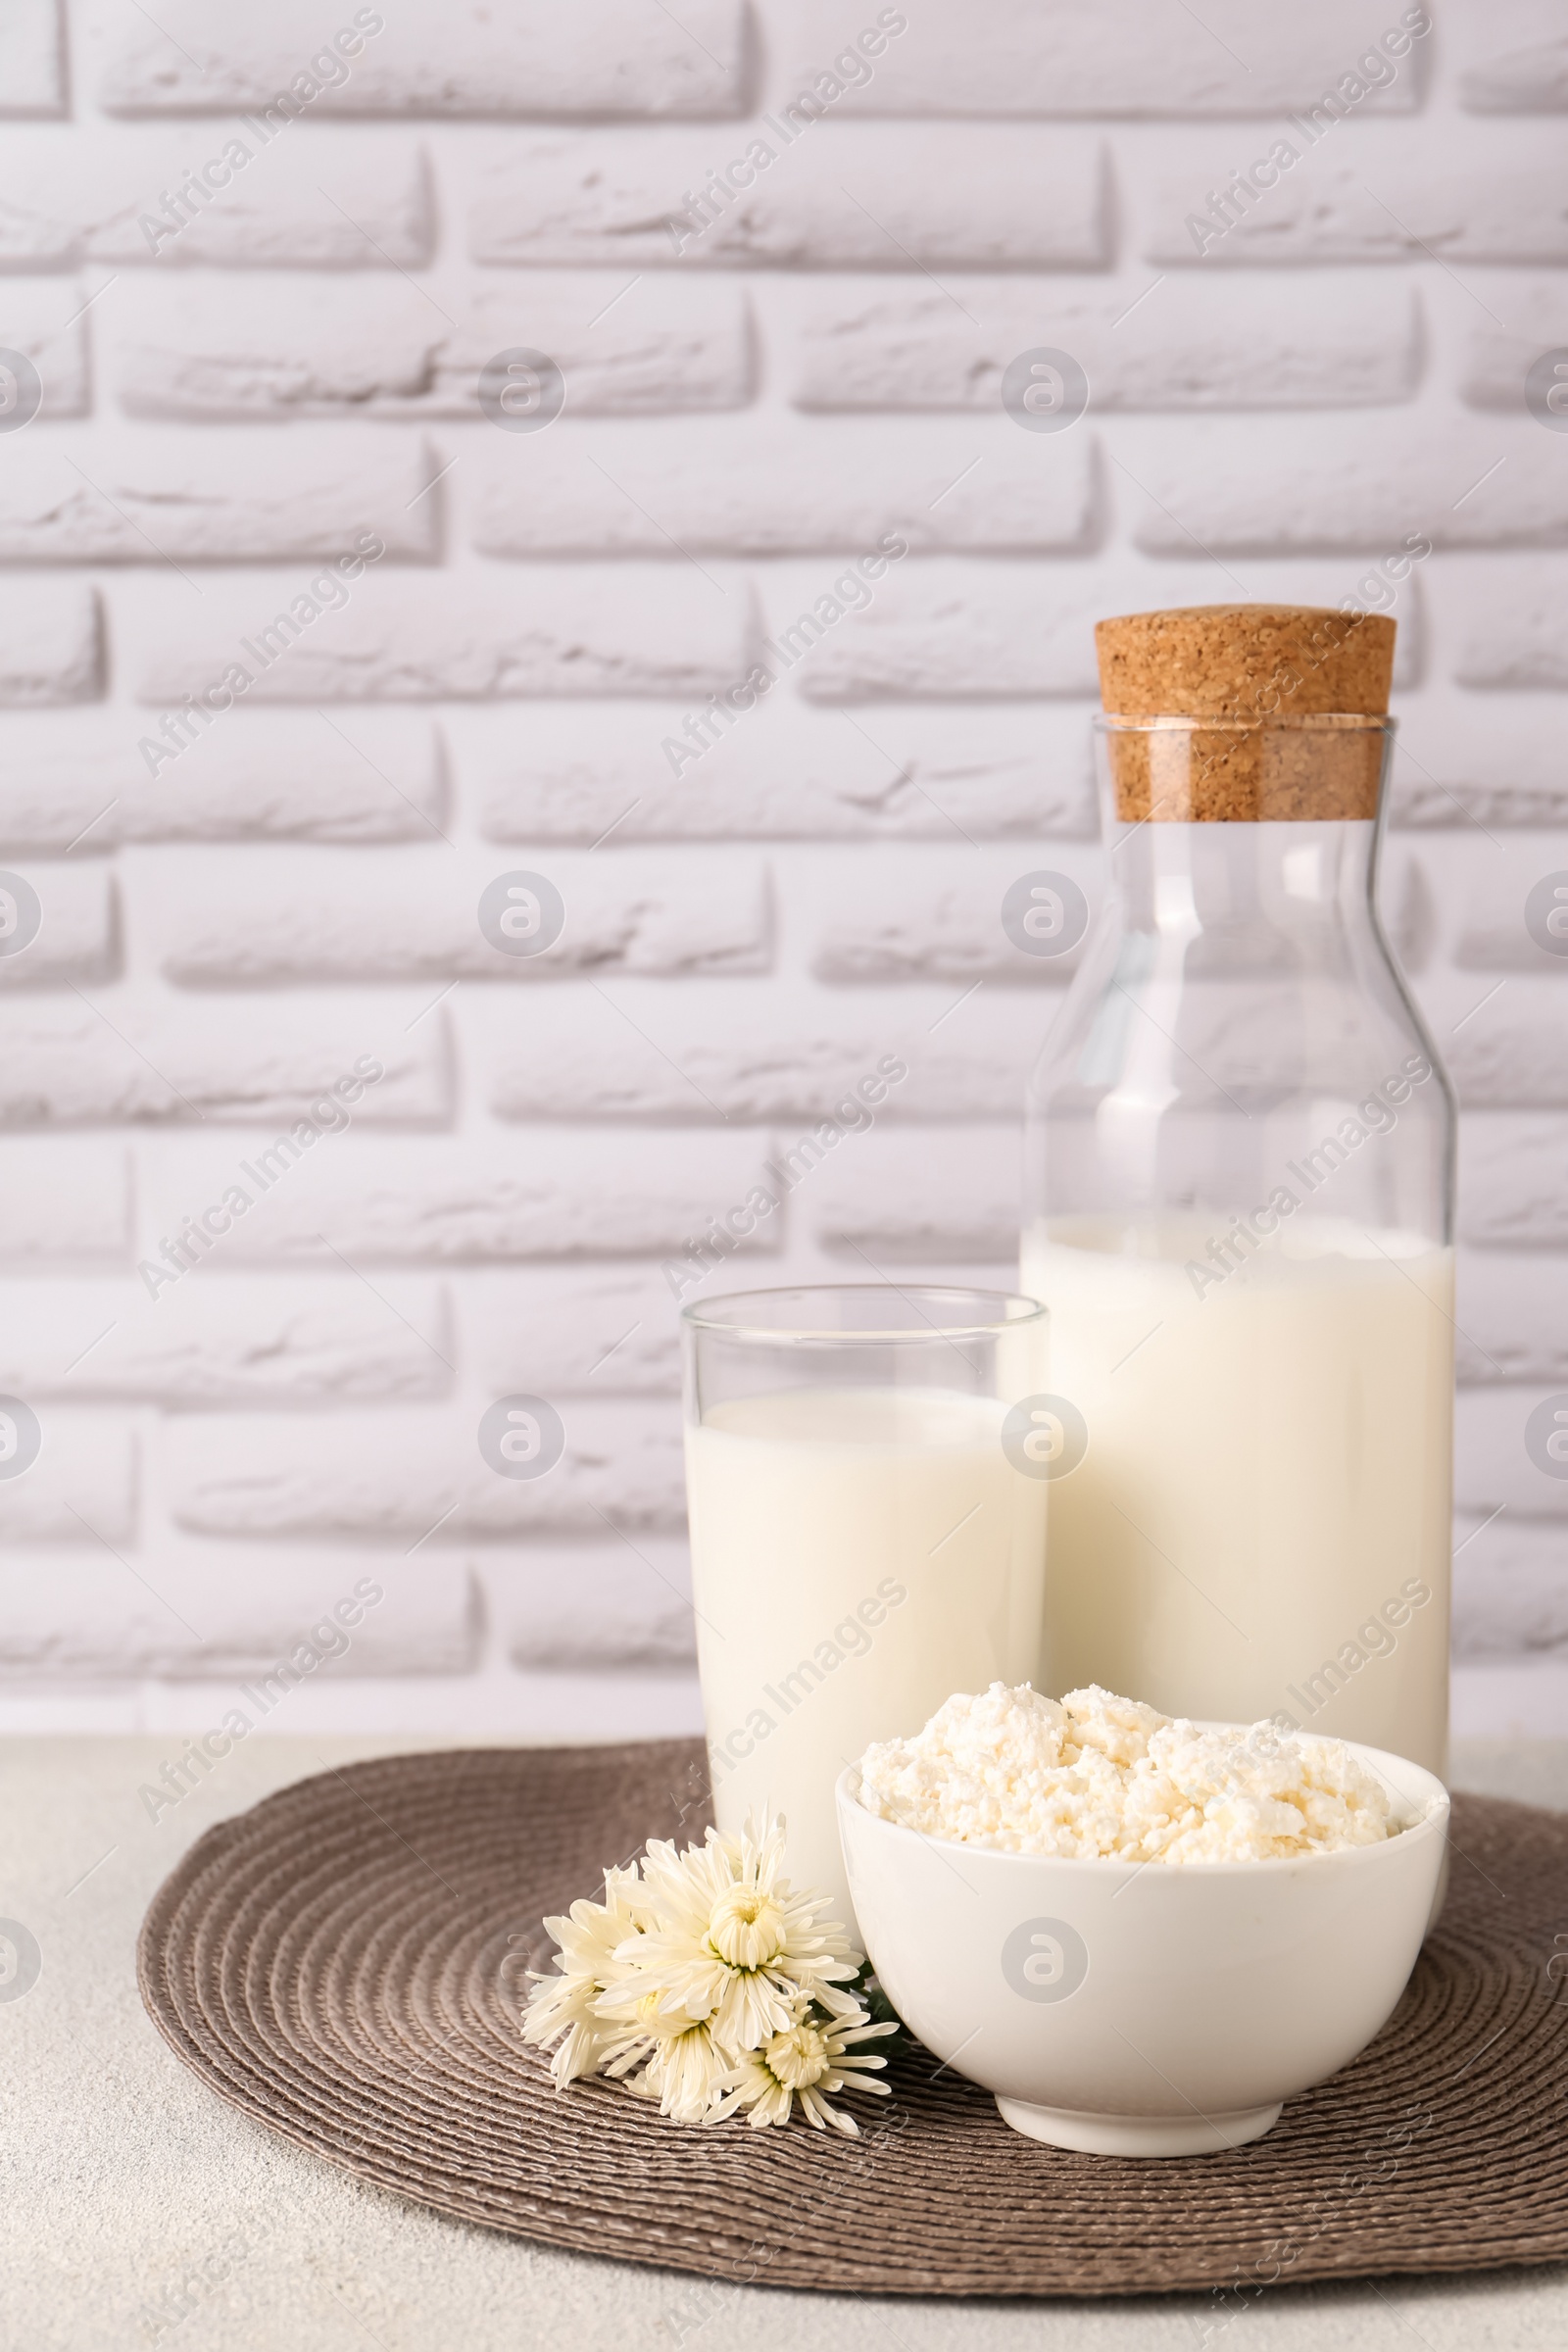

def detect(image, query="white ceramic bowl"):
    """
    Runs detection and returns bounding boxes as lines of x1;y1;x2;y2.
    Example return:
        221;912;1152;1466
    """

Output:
836;1738;1448;2158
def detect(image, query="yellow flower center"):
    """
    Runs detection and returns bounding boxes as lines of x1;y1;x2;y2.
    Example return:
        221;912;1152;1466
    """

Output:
762;2023;831;2091
708;1886;788;1970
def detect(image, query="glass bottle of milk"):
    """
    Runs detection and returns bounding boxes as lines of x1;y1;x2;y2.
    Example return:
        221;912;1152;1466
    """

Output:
1022;608;1455;1775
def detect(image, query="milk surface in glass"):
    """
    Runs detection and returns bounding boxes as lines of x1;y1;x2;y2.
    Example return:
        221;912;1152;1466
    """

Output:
685;1385;1047;1930
1021;1213;1453;1773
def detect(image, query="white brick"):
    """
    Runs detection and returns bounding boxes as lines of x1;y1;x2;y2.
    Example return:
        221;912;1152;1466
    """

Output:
167;1404;685;1538
1397;775;1568;833
1459;2;1568;112
0;280;88;416
131;567;751;704
1446;984;1568;1108
0;1140;129;1263
98;2;746;119
785;1;1422;118
1456;1387;1568;1517
1124;418;1566;555
465;1271;683;1395
142;1131;780;1262
775;561;1422;703
1452;839;1568;969
1452;1516;1568;1659
472;127;1107;270
475;418;1093;558
0;0;64;117
1460;278;1568;408
807;1121;1021;1259
1449;559;1568;689
813;850;1096;982
780;562;1100;701
0;1551;476;1678
144;847;769;984
474;702;1096;843
794;273;1418;413
1459;1115;1568;1247
1456;1251;1568;1382
0;999;446;1127
485;1545;694;1671
0;712;445;852
116;272;749;420
122;711;446;845
0;431;434;564
0;864;113;989
1144;127;1568;267
0;125;430;269
1390;693;1568;830
0;1278;448;1402
0;582;100;706
0;1413;134;1544
488;1002;1030;1122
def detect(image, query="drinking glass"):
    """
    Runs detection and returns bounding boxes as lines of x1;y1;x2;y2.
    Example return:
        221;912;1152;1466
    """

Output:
682;1285;1049;1931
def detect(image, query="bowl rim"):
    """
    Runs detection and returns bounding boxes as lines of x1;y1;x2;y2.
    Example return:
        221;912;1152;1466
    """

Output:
834;1731;1450;1880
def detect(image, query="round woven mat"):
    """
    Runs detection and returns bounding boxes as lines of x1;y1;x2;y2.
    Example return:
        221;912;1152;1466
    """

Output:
138;1740;1568;2297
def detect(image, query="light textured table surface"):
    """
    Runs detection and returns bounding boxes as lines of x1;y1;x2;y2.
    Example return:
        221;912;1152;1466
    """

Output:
4;1735;1566;2352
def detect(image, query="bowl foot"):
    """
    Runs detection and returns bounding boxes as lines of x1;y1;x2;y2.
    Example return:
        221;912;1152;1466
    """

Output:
995;2096;1283;2158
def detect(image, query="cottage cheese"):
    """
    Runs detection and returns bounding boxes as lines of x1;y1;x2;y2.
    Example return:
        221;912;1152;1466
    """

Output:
856;1682;1402;1863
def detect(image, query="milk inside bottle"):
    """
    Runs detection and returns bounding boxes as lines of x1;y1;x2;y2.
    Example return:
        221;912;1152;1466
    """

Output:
1021;1215;1451;1767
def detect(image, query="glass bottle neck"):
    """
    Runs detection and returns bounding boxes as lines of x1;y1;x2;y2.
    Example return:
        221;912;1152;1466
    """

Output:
1104;818;1383;962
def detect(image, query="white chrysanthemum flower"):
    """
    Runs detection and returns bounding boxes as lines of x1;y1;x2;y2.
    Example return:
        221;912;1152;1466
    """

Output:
520;1863;651;2087
588;1986;734;2127
600;1816;863;2048
713;2008;899;2135
519;1815;901;2132
604;1993;733;2126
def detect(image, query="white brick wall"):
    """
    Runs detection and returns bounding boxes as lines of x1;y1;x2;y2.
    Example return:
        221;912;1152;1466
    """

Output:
3;0;1565;1742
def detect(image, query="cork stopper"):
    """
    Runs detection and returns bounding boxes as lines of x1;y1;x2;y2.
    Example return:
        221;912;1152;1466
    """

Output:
1094;604;1396;822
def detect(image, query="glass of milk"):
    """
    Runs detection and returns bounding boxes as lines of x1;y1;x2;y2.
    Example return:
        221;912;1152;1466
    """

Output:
682;1286;1049;1932
1023;692;1455;1776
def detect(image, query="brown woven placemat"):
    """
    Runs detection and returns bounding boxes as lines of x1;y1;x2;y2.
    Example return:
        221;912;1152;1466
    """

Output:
138;1740;1568;2298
